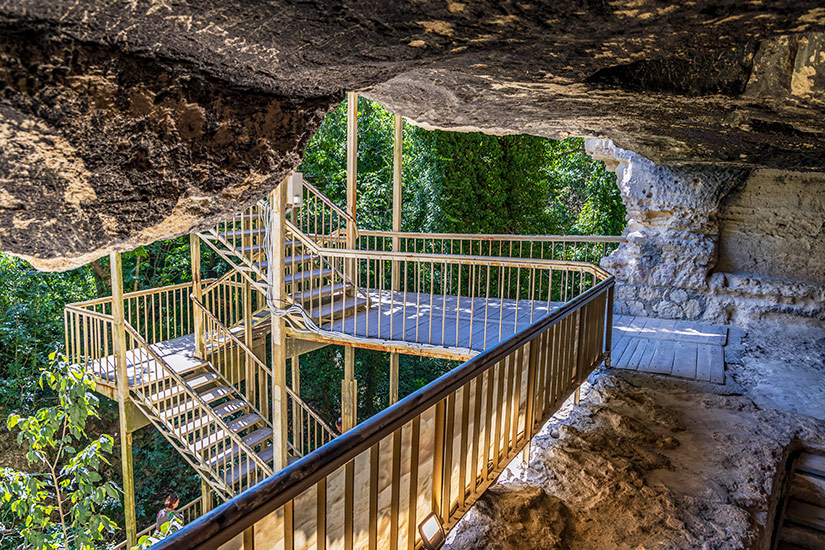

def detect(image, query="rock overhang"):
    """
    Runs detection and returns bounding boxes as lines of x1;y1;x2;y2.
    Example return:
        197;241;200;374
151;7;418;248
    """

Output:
1;1;824;269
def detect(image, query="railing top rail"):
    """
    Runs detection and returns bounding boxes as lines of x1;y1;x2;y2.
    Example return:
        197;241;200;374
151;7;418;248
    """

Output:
286;220;322;255
316;246;612;278
201;270;252;295
67;281;198;308
152;274;615;550
301;179;357;225
359;230;627;244
64;305;115;322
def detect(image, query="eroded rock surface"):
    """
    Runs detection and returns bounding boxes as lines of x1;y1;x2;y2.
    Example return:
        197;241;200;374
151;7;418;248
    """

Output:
447;327;825;549
589;139;825;325
1;2;825;268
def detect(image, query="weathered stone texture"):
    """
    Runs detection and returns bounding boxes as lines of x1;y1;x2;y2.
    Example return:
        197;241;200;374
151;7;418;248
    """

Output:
589;139;825;325
1;2;825;268
447;326;825;549
717;169;825;283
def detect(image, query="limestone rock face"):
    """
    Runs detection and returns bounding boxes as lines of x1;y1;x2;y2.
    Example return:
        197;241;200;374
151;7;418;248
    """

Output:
1;2;825;268
589;139;825;325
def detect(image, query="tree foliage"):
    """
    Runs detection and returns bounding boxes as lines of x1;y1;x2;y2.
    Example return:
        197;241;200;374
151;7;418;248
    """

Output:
1;356;118;549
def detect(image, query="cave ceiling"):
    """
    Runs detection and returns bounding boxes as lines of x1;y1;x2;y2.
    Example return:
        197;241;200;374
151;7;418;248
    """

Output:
1;1;824;269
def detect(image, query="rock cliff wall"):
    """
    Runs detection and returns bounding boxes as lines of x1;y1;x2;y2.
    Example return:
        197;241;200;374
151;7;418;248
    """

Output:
588;140;825;326
1;2;825;269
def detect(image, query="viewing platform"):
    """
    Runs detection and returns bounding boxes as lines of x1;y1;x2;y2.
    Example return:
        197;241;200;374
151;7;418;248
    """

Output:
62;94;622;550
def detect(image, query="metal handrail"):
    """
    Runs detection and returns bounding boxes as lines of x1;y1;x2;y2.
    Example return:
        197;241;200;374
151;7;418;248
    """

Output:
316;246;611;276
151;273;614;550
123;324;274;487
191;296;272;378
359;229;627;243
192;295;336;445
66;281;197;308
303;179;358;227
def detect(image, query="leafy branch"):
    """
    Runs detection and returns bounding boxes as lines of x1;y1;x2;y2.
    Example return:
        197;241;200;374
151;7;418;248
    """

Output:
1;355;119;549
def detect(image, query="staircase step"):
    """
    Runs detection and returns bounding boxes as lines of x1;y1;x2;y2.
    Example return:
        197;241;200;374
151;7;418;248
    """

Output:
227;413;263;434
242;427;273;448
175;413;213;437
199;385;234;404
798;453;825;478
206;441;243;469
158;398;198;422
203;429;270;469
224;453;266;487
255;255;315;271
292;283;347;304
238;241;298;254
281;268;334;286
257;445;274;464
786;498;825;532
192;428;229;453
219;228;266;239
185;372;220;390
310;295;369;322
213;399;247;418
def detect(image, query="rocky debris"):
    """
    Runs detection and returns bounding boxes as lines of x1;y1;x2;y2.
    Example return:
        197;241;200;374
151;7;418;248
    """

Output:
1;2;825;268
446;482;570;550
589;139;825;326
446;336;825;550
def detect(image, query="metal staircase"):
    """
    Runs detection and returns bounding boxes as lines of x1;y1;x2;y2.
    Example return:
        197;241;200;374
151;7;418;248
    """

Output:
118;324;274;501
196;187;369;335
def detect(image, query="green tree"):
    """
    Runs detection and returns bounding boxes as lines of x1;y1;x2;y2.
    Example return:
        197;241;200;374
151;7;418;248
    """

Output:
1;356;118;549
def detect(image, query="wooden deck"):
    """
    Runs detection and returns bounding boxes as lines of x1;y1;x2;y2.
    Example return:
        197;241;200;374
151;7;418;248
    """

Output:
609;315;728;383
321;290;563;354
91;334;203;390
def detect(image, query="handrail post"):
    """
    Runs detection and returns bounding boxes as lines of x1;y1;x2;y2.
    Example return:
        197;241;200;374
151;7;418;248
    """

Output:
342;346;357;432
522;336;538;465
604;284;615;367
572;307;582;405
110;252;137;549
346;91;359;287
191;233;204;358
271;178;289;470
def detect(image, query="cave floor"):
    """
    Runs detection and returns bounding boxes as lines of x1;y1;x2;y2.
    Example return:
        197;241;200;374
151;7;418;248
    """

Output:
445;323;825;550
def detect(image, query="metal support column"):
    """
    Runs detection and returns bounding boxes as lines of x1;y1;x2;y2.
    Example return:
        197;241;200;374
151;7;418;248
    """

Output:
270;179;289;470
111;252;137;549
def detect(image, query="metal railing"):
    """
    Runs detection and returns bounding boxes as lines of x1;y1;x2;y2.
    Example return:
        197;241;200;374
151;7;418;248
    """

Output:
297;245;605;355
64;282;197;391
122;323;273;499
201;271;264;332
193;296;337;459
152;271;615;550
359;230;625;264
194;296;273;423
294;179;357;249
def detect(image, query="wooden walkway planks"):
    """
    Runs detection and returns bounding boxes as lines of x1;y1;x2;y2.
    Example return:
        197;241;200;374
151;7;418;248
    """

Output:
610;315;728;384
324;290;562;354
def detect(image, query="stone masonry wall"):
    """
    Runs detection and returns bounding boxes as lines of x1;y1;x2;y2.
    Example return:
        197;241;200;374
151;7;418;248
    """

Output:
586;139;825;327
